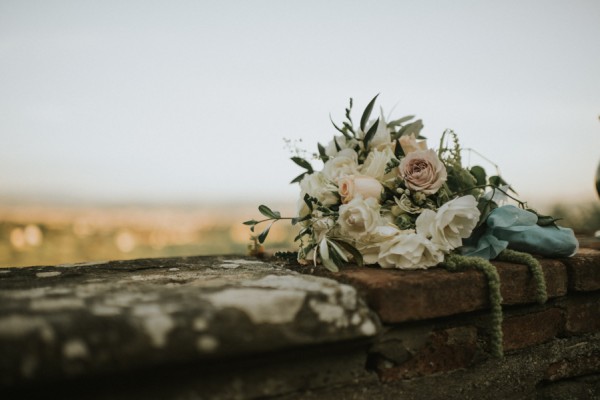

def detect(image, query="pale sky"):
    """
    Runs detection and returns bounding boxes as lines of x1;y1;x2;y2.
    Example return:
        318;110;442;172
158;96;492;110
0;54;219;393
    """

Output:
1;0;599;208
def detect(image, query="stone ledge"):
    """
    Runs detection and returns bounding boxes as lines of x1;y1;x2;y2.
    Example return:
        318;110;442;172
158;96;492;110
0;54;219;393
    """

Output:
293;251;598;324
0;256;380;388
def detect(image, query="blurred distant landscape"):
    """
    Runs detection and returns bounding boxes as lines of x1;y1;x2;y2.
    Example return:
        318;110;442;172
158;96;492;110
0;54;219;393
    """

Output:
0;201;299;268
0;200;599;268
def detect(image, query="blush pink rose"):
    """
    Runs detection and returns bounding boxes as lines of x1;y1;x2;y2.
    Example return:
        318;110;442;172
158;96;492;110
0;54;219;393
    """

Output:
338;175;383;204
399;149;447;194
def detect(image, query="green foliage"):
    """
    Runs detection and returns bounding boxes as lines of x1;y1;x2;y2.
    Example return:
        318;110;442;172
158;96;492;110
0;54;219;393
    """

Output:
443;254;504;358
497;249;547;304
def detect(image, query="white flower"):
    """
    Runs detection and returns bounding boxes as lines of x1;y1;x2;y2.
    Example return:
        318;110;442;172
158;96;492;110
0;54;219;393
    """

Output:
355;224;400;264
338;175;383;204
363;109;393;150
399;133;428;154
322;148;359;183
360;146;396;181
337;197;382;240
325;136;360;157
416;195;480;251
377;231;444;269
299;172;338;206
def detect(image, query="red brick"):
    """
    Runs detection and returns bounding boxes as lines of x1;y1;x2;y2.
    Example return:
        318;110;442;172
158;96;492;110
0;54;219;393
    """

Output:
493;259;567;305
545;352;600;381
334;267;489;323
306;257;567;323
375;326;479;382
502;308;564;351
563;248;600;292
564;294;600;334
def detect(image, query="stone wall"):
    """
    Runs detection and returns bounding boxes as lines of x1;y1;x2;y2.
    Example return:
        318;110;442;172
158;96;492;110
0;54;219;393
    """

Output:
0;247;599;399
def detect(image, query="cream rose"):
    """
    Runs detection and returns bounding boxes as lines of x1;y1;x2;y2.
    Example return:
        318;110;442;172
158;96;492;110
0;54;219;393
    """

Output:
299;172;338;206
355;224;400;265
416;195;480;251
338;175;383;204
399;149;447;194
325;136;360;157
399;133;427;155
360;146;396;181
377;231;444;269
322;148;359;183
337;197;382;240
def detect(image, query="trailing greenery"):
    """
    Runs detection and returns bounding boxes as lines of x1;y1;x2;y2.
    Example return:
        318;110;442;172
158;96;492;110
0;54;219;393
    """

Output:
443;253;504;358
497;248;548;304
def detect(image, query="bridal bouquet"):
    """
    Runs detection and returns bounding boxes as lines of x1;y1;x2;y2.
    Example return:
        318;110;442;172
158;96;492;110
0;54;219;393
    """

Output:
245;95;578;272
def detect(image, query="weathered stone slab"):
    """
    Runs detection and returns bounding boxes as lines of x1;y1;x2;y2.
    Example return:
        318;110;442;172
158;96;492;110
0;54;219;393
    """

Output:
0;256;380;388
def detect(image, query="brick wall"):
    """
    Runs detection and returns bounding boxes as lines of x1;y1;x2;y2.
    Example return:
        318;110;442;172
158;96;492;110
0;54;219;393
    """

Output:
0;245;599;399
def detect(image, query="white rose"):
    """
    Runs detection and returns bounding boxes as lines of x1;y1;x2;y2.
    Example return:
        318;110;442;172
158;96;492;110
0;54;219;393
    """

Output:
322;148;359;183
355;224;400;264
299;172;338;206
416;195;480;251
337;197;382;240
363;110;393;150
399;133;428;155
377;231;444;269
360;146;396;181
338;175;383;204
325;136;360;157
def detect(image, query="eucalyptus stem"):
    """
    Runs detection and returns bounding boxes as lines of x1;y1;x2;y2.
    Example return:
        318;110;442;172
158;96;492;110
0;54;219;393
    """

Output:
497;249;548;304
443;254;504;358
452;185;527;207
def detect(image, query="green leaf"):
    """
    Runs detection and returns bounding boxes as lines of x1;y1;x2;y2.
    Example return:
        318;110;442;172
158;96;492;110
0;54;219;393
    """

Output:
257;223;273;243
360;94;379;132
290;172;307;184
399;119;424;138
291;157;314;173
303;193;314;211
258;205;280;219
317;143;329;162
330;115;352;139
333;240;364;267
394;138;404;158
363;118;380;150
470;166;487;186
319;239;339;272
242;220;257;226
328;240;349;263
333;137;342;152
387;115;414;128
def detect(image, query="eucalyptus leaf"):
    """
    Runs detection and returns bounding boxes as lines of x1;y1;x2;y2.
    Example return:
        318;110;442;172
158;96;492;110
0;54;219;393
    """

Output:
317;143;329;162
290;172;307;184
394;138;404;158
257;223;272;243
291;157;314;173
303;193;314;211
330;115;347;136
258;205;280;219
363;118;380;150
333;240;364;267
327;240;349;262
333;137;342;152
387;115;414;127
400;119;424;138
360;94;379;132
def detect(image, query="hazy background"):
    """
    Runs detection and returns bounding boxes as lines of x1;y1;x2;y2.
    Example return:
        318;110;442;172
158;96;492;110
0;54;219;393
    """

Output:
1;0;599;266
